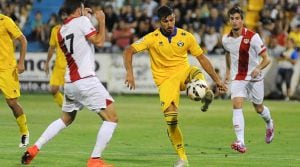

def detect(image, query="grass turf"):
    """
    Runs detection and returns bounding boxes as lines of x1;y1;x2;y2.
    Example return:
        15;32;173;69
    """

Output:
0;94;299;166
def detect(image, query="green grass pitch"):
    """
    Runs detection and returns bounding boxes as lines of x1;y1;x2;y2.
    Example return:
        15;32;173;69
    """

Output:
0;94;299;167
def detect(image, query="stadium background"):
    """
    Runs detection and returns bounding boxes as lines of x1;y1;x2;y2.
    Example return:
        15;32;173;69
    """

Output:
1;0;300;100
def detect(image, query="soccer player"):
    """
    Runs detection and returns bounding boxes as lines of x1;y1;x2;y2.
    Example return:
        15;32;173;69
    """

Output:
21;1;118;166
123;5;227;167
0;13;29;148
44;9;67;107
222;6;275;153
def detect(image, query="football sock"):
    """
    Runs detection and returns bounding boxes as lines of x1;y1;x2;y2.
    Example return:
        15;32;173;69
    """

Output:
164;111;187;161
233;109;245;145
16;114;29;135
259;106;273;128
53;92;63;107
35;119;66;149
188;66;205;82
91;121;117;158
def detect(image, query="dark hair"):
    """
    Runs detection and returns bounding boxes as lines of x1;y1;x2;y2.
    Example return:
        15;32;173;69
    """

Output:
157;6;173;20
228;5;244;20
62;0;84;15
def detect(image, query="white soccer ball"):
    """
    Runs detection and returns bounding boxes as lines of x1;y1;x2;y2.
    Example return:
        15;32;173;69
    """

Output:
186;79;207;101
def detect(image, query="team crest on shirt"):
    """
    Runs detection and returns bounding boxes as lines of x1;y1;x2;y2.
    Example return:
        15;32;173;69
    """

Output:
159;41;163;46
243;38;250;44
177;41;184;47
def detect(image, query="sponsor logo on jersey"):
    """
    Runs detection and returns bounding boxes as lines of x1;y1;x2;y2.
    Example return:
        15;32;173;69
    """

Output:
177;41;184;47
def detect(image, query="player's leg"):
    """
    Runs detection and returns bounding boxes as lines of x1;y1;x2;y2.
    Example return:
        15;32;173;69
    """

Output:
81;77;117;167
6;98;29;147
1;68;29;147
21;111;77;164
187;66;214;112
50;85;63;107
87;103;118;167
160;78;188;166
230;81;247;153
250;81;274;144
49;68;64;107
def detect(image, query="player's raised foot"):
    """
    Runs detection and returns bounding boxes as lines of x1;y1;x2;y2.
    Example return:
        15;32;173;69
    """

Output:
19;134;29;148
231;141;247;153
21;145;39;164
173;159;189;167
87;157;114;167
265;120;274;144
201;90;214;112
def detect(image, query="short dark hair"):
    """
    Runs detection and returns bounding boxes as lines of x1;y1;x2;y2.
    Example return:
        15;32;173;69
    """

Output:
157;6;173;20
62;0;84;15
228;5;244;19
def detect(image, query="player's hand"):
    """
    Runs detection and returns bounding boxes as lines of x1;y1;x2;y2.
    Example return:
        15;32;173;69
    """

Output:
125;73;135;90
44;63;49;76
251;67;261;79
17;63;25;74
216;81;227;94
94;10;105;23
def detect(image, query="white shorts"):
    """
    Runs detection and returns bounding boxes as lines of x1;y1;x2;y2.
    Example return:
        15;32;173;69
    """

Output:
62;77;114;113
230;80;264;104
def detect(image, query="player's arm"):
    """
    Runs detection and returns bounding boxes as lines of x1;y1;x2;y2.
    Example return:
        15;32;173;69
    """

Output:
196;54;227;92
45;45;55;75
86;10;105;47
251;50;271;78
123;46;137;90
17;34;27;74
225;51;231;83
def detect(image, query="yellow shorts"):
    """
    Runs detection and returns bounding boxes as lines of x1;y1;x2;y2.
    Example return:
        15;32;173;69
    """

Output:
50;66;65;86
158;66;206;111
0;68;20;99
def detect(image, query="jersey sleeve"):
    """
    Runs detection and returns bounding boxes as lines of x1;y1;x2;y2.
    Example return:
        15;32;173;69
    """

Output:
251;33;267;55
5;17;22;39
188;33;203;57
80;16;97;38
131;34;151;52
222;35;229;52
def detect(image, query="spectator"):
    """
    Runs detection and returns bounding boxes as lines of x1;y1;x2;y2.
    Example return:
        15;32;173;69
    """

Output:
30;11;46;43
112;19;134;51
276;38;299;101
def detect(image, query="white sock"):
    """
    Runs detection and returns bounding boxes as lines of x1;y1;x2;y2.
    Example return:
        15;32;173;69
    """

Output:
233;109;245;145
35;119;66;149
260;106;273;129
91;121;117;158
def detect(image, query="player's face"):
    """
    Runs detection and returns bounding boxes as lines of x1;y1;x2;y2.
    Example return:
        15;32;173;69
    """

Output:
160;14;175;35
229;13;243;31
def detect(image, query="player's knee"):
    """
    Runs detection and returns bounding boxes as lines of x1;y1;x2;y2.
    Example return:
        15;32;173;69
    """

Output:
6;98;18;108
164;111;178;125
49;86;59;94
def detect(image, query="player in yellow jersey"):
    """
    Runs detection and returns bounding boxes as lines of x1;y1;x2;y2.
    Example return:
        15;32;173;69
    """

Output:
123;6;227;167
44;9;67;107
0;14;30;147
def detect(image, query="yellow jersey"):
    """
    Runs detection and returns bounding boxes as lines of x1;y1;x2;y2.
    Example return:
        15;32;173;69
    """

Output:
288;31;300;48
0;14;23;70
131;27;204;86
49;25;67;69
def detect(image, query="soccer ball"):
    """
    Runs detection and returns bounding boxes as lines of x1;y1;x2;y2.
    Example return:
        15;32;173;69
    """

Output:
186;79;207;101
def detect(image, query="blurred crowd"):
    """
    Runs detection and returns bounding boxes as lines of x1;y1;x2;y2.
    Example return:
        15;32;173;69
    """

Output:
1;0;299;54
1;0;300;100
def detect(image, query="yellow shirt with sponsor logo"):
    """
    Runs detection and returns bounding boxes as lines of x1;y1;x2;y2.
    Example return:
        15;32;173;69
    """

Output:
131;27;203;86
49;25;67;69
0;14;23;70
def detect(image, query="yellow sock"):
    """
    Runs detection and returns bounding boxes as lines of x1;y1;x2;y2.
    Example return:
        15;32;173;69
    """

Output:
53;92;63;107
16;114;29;135
188;66;205;82
165;111;187;161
